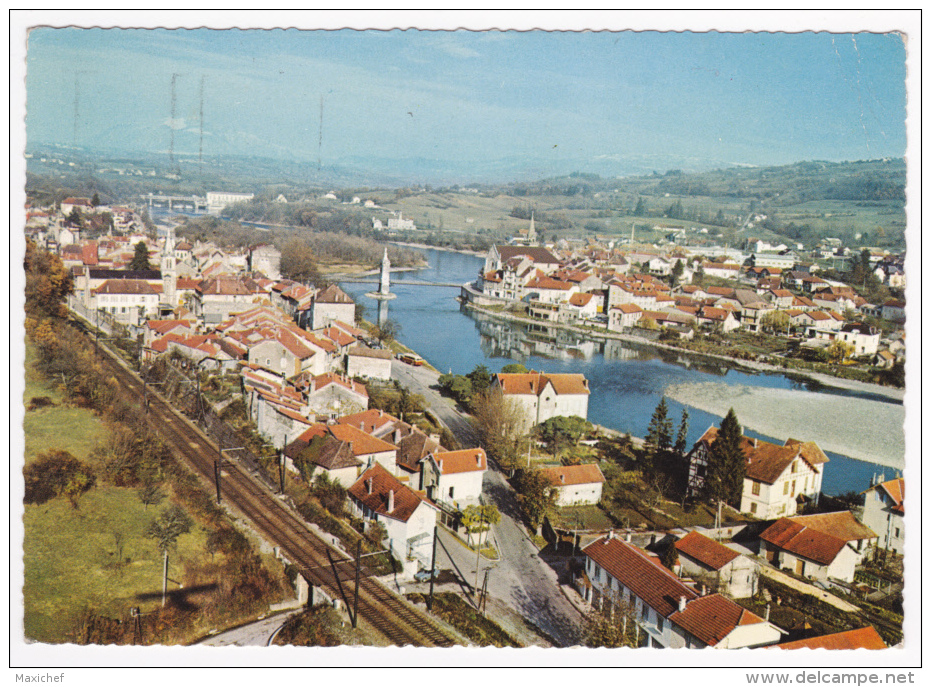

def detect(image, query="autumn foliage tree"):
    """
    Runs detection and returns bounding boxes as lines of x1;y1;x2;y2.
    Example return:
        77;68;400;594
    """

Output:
24;450;96;509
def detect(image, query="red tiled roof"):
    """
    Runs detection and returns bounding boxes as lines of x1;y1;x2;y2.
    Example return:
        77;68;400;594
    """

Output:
349;463;433;523
337;409;400;435
771;627;887;650
328;424;397;457
316;284;354;304
695;427;821;485
434;448;487;474
348;345;393;360
669;594;766;647
568;292;594;307
540;463;605;487
873;477;904;515
93;279;156;296
583;535;698;618
674;531;740;571
760;512;876;566
495;371;589;396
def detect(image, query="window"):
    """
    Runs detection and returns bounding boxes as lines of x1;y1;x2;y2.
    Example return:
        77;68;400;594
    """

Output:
657;615;664;632
448;486;455;499
641;603;649;622
791;480;796;496
750;502;758;514
791;460;798;474
894;527;901;538
752;481;761;496
783;482;790;495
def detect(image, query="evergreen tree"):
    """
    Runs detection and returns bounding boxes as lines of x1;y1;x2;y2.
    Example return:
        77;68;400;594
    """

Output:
703;409;746;508
674;409;689;456
634;197;647;217
129;241;152;270
644;397;673;472
670;259;684;287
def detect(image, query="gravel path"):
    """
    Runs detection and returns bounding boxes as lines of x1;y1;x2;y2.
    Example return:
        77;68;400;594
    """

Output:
664;382;905;469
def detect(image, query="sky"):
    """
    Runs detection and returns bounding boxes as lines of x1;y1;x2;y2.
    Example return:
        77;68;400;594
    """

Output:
23;22;909;176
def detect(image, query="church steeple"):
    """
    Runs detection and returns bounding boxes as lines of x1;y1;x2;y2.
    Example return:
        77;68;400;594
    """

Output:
161;227;178;307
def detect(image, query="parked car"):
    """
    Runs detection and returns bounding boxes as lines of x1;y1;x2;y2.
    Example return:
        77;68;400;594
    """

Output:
413;568;437;582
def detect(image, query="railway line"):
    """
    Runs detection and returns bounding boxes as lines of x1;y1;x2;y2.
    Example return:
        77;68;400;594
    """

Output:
91;336;459;648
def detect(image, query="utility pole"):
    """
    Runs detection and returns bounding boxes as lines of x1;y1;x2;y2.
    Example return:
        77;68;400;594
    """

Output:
162;551;169;606
352;540;361;629
427;525;438;611
481;568;490;616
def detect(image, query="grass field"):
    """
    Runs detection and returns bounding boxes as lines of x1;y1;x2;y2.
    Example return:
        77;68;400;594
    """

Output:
22;485;208;643
21;342;286;644
22;345;105;464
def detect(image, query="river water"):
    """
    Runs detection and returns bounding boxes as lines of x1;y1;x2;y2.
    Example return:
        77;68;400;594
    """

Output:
343;247;901;497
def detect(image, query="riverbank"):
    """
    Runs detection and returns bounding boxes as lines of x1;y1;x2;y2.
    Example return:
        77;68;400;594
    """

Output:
390;241;486;257
664;382;904;470
461;300;904;403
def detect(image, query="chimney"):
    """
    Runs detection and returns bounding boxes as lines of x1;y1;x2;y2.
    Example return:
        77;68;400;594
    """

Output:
753;438;758;449
679;596;687;613
560;474;566;483
625;531;632;543
387;489;395;513
765;604;771;621
366;478;373;495
476;452;482;466
700;584;706;597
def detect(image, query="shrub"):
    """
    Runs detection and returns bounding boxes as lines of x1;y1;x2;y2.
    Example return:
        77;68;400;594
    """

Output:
24;449;96;508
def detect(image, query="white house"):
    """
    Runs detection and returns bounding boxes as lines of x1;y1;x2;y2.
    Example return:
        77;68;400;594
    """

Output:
348;463;438;577
193;276;262;324
860;477;904;555
302;372;369;418
492;371;590;431
759;511;876;583
346;346;393;380
419;448;487;508
206;191;254;215
310;285;356;330
579;533;783;649
811;322;881;356
674;530;759;599
608;303;644;331
92;279;160;325
687;428;828;519
539;463;605;507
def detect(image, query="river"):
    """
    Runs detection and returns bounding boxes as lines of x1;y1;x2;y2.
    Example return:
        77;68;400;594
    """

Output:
343;247;903;497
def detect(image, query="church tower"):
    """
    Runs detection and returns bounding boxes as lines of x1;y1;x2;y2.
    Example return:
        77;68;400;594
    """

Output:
161;227;178;308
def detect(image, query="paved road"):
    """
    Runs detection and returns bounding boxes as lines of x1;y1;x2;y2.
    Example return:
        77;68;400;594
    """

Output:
392;361;583;647
197;610;302;647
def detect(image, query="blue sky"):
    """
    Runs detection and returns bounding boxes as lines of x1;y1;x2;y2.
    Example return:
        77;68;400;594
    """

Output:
25;27;907;173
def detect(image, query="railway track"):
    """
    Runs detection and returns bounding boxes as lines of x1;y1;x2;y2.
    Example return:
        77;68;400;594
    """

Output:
91;337;458;647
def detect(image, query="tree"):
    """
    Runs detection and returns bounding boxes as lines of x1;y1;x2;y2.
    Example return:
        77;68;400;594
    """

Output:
372;320;401;345
661;540;679;570
137;481;165;511
760;310;790;335
466;365;492;396
634;197;647;217
67;207;83;227
535;415;592;459
146;504;193;555
312;472;347;518
129;241;152;271
500;363;529;374
512;468;557;532
24;240;74;322
91;192;101;207
693;261;706;287
583;593;637;648
23;449;96;508
702;409;746;508
471;388;529;474
460;504;501;547
826;340;855;364
279;238;323;285
674;409;690;457
670;259;684;287
644;397;673;471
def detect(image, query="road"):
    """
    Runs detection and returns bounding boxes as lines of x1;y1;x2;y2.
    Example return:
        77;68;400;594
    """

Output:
392;361;584;647
198;610;302;647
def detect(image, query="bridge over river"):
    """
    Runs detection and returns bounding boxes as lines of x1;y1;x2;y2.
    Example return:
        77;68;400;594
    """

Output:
337;277;464;288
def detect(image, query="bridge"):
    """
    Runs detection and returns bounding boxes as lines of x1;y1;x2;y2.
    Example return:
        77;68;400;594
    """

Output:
142;193;208;211
338;278;464;288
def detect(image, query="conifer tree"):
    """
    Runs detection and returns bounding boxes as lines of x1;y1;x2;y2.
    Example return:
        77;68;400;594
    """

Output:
703;409;746;508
